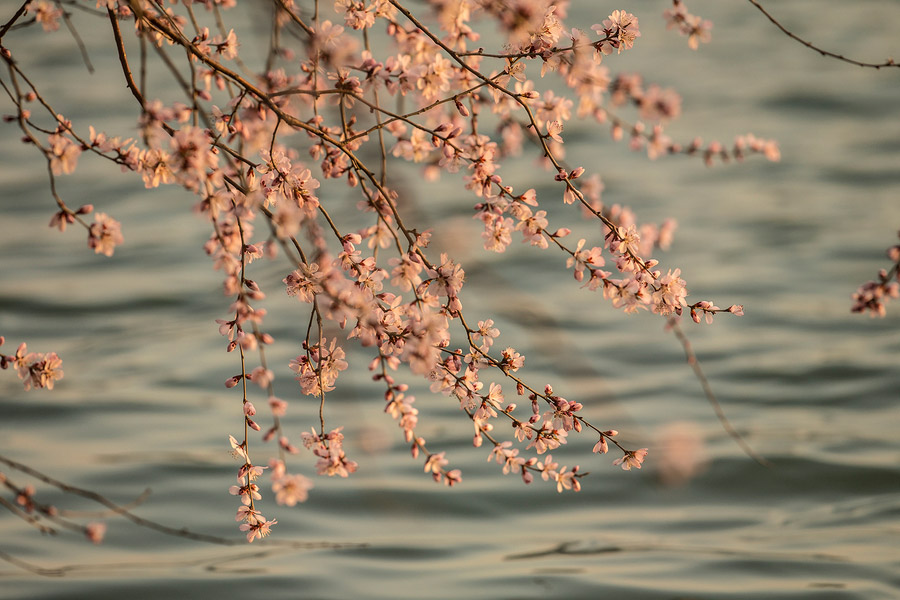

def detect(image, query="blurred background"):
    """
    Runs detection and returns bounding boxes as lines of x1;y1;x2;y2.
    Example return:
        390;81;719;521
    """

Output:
1;1;898;598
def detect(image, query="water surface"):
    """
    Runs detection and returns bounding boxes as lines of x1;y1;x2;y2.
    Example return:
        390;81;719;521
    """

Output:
1;1;898;598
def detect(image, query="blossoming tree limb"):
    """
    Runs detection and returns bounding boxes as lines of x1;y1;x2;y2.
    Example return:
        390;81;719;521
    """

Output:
1;0;893;548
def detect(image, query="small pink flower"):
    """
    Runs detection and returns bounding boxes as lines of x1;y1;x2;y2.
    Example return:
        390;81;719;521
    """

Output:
613;448;649;471
229;483;261;506
554;466;581;493
240;517;277;543
47;133;81;175
424;452;449;474
268;396;288;416
87;212;124;257
22;352;63;391
272;473;314;506
235;506;261;523
32;0;63;32
228;435;248;460
546;120;564;143
237;463;266;482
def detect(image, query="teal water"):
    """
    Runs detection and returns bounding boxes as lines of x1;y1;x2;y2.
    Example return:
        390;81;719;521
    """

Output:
1;1;899;598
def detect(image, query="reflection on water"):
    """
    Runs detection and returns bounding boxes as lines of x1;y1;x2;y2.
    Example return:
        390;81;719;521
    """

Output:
1;1;899;599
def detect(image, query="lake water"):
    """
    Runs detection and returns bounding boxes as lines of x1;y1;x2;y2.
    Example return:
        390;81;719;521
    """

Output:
1;1;899;598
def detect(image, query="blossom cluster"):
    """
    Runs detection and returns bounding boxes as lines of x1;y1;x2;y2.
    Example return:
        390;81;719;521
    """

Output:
0;338;63;391
851;232;900;317
0;0;807;544
663;0;712;50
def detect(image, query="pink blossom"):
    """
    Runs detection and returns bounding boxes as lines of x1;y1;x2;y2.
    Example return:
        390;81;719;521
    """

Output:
472;319;500;349
592;11;641;55
249;366;274;388
546;120;564;143
32;0;62;32
228;435;248;461
639;86;682;122
513;420;533;442
229;483;261;505
213;29;239;60
268;396;288;416
272;473;313;506
88;213;124;257
237;463;266;482
18;351;64;391
613;448;649;471
537;454;559;481
240;517;277;543
499;347;525;372
47;133;81;175
235;506;262;523
554;466;581;493
652;269;688;316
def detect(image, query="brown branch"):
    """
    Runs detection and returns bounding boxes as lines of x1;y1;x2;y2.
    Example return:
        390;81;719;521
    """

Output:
272;0;314;37
108;8;144;108
667;319;772;467
57;0;94;73
0;1;30;41
0;453;364;549
747;0;898;69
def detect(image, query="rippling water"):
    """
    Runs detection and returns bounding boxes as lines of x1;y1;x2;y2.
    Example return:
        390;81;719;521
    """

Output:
1;1;899;599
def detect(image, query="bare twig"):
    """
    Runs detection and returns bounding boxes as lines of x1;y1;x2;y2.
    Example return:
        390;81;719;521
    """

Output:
667;319;772;467
747;0;898;69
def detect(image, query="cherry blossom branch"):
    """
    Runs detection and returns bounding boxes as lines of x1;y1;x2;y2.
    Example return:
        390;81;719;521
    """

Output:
1;0;823;548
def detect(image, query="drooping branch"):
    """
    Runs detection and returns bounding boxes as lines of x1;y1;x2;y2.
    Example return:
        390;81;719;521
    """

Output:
747;0;898;69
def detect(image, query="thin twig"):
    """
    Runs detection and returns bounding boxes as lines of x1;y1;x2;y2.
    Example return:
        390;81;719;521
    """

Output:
0;0;30;40
667;319;772;467
56;0;94;73
747;0;898;69
108;9;144;108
